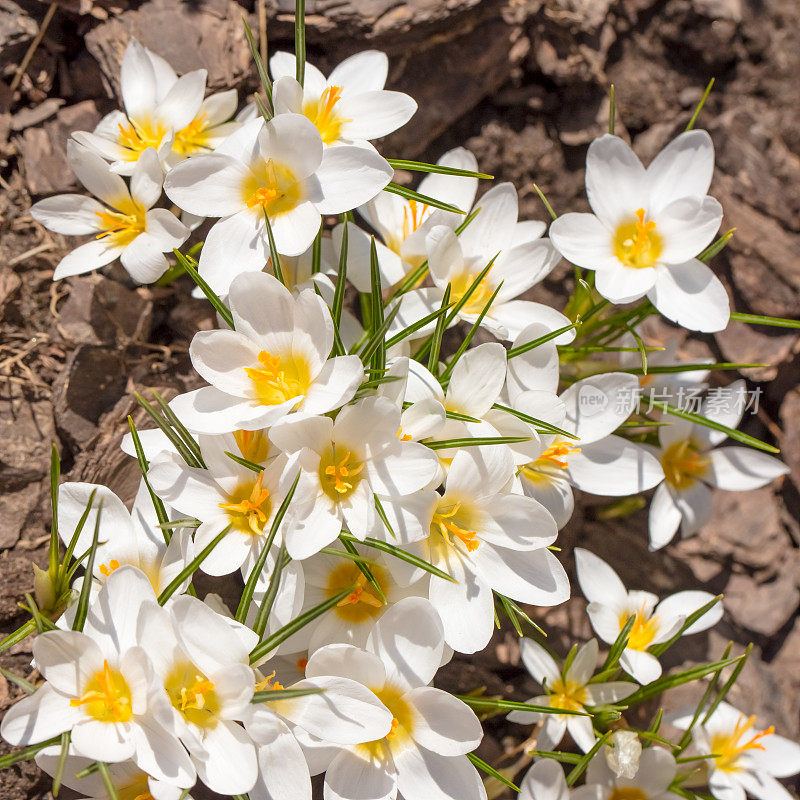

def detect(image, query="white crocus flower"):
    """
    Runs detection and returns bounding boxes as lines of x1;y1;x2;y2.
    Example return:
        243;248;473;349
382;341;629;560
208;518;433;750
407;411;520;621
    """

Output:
35;752;189;800
333;146;480;291
268;395;440;556
672;702;800;800
57;479;193;597
278;542;430;653
646;380;788;550
169;271;364;434
295;598;486;800
574;548;722;684
571;746;683;800
549;131;729;332
391;183;572;343
406;446;568;654
31;143;189;282
163;113;393;295
73;38;208;174
0;567;195;788
509;344;664;528
507;638;636;752
136;594;259;795
148;434;300;577
270;50;416;149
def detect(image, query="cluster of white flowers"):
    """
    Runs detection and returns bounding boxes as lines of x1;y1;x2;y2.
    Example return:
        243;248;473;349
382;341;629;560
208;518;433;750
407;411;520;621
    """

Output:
5;25;799;800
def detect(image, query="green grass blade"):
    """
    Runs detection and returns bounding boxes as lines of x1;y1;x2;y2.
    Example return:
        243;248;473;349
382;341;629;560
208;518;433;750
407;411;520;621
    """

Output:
649;596;722;657
126;418;170;538
149;390;205;467
384;302;454;350
134;392;203;468
467;753;519;793
685;78;715;131
455;695;588;716
72;500;103;632
295;0;306;85
158;525;231;605
425;436;530;451
225;451;264;474
0;736;62;770
507;322;577;359
491;404;579;440
262;209;287;287
51;731;71;797
566;731;611;786
427;285;451;376
369;237;386;374
339;533;456;583
386;159;492;180
730;311;800;329
252;686;325;704
242;17;273;110
339;535;386;604
383;183;465;215
49;445;60;578
174;249;234;329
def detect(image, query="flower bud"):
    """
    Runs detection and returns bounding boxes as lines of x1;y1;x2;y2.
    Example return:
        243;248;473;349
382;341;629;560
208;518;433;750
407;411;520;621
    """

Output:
605;730;642;779
32;564;58;616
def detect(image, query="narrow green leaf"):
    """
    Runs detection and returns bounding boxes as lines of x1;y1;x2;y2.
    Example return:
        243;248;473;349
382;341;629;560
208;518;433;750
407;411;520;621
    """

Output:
250;587;353;663
0;666;37;695
608;84;616;135
225;451;264;474
495;593;545;636
384;301;455;351
527;750;582;764
242;17;273;109
0;621;38;657
702;643;751;724
621;362;760;376
369;237;386;374
134;392;204;469
262;209;287;287
126;418;170;536
97;762;119;800
466;753;520;793
427;285;451;376
425;436;531;451
252;686;325;704
372;494;397;541
507;323;577;359
331;219;348;356
158;526;232;605
339;535;386;603
386;159;493;180
654;402;779;454
686;78;715;131
338;533;457;583
533;184;557;220
150;390;204;467
60;488;98;589
383;182;465;215
730;311;800;329
0;735;61;769
697;228;735;262
492;403;579;440
649;596;722;657
455;695;588;716
311;224;323;274
595;614;635;676
72;500;103;632
295;0;306;85
358;302;402;364
49;445;60;577
52;731;71;797
174;249;234;329
566;732;612;786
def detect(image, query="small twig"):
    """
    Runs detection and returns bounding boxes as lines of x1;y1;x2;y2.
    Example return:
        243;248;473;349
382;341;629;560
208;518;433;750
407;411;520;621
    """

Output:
10;2;58;92
8;241;54;267
258;0;268;64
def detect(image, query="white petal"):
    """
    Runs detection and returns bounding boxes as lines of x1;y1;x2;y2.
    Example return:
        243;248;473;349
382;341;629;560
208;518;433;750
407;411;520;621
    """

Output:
325;748;396;800
394;745;486;800
707;447;789;490
407;686;483;755
672;481;713;535
574;548;627;606
301;355;363;415
313;147;393;214
595;263;657;304
250;715;312;800
567;638;599;685
190;329;264;396
144;208;190;250
585;134;648;227
339;91;417;140
269;200;322;257
492;239;561;302
519;638;560;685
646;130;715;212
648;260;730;333
488;301;575;344
0;683;83;746
193;720;257;795
30;194;105;235
163;153;250;217
260;113;323;180
156;69;207;131
519;759;570;800
329;51;389;93
130;147;164;209
67;140;131;209
168;386;282;434
120;234;169;283
648;482;682;551
120;39;157;120
751;734;800;779
53;237;123;279
229;271;294;351
619;648;662;684
458;182;518;258
567;436;664;496
656;196;723;264
549;212;618;273
306;642;387;687
655;590;722;635
447;342;507;417
561;373;640;444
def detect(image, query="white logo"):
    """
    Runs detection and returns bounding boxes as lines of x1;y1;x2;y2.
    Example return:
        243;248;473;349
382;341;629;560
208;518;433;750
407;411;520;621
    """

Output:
577;384;609;417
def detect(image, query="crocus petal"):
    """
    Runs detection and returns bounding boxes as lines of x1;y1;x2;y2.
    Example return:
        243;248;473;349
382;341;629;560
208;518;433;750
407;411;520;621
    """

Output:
313;146;393;214
648;482;682;551
560;373;640;444
656;196;723;264
163;154;251;217
707;447;789;490
585;134;648;227
394;745;486;800
338;91;417;140
648;259;730;333
672;481;713;535
519;637;560;685
567;436;664;496
655;590;722;634
156;69;207;131
574;548;627;606
193;720;258;795
646;130;715;212
268;200;322;257
325;748;397;800
0;683;84;746
595;262;657;304
120;39;157;120
144;208;190;250
549;212;619;273
53;238;124;280
67;140;132;209
259;113;323;180
120;233;169;283
30;194;105;235
619;648;662;684
406;686;483;755
519;759;571;800
130;147;164;209
329;50;389;93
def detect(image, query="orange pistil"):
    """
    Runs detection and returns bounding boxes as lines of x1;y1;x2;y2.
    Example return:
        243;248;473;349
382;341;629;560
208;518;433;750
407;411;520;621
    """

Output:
613;208;663;269
337;572;384;610
219;471;271;536
396;426;413;442
433;503;480;552
99;559;121;577
385;717;400;738
536;442;582;470
304;86;350;144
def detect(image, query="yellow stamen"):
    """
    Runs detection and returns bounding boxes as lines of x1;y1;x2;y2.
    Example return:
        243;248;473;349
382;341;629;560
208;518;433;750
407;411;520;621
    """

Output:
94;207;145;248
255;670;285;691
613;208;663;269
70;660;132;723
449;267;496;315
99;559;121;577
303;86;350;145
547;677;587;712
620;603;661;651
432;502;480;552
117;118;166;159
711;715;774;773
661;438;710;490
165;662;220;727
323;449;365;496
244;350;309;406
327;562;388;622
402;200;427;240
336;572;384;609
219;471;271;536
359;685;414;756
173;112;209;156
396;426;413;442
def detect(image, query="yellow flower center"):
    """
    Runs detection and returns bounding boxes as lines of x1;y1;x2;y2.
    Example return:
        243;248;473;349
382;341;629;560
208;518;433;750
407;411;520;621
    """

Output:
118;777;154;800
608;789;650;800
70;660;133;723
303;85;349;145
173;112;210;156
218;472;272;536
117;118;166;160
255;669;285;692
243;159;303;216
234;428;271;464
661;438;710;490
620;604;661;651
710;715;774;773
359;685;414;757
449;268;496;315
94;206;146;248
165;662;220;728
244;351;310;407
613;208;663;269
431;500;480;553
326;562;387;622
521;441;582;483
319;447;365;500
547;677;588;712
